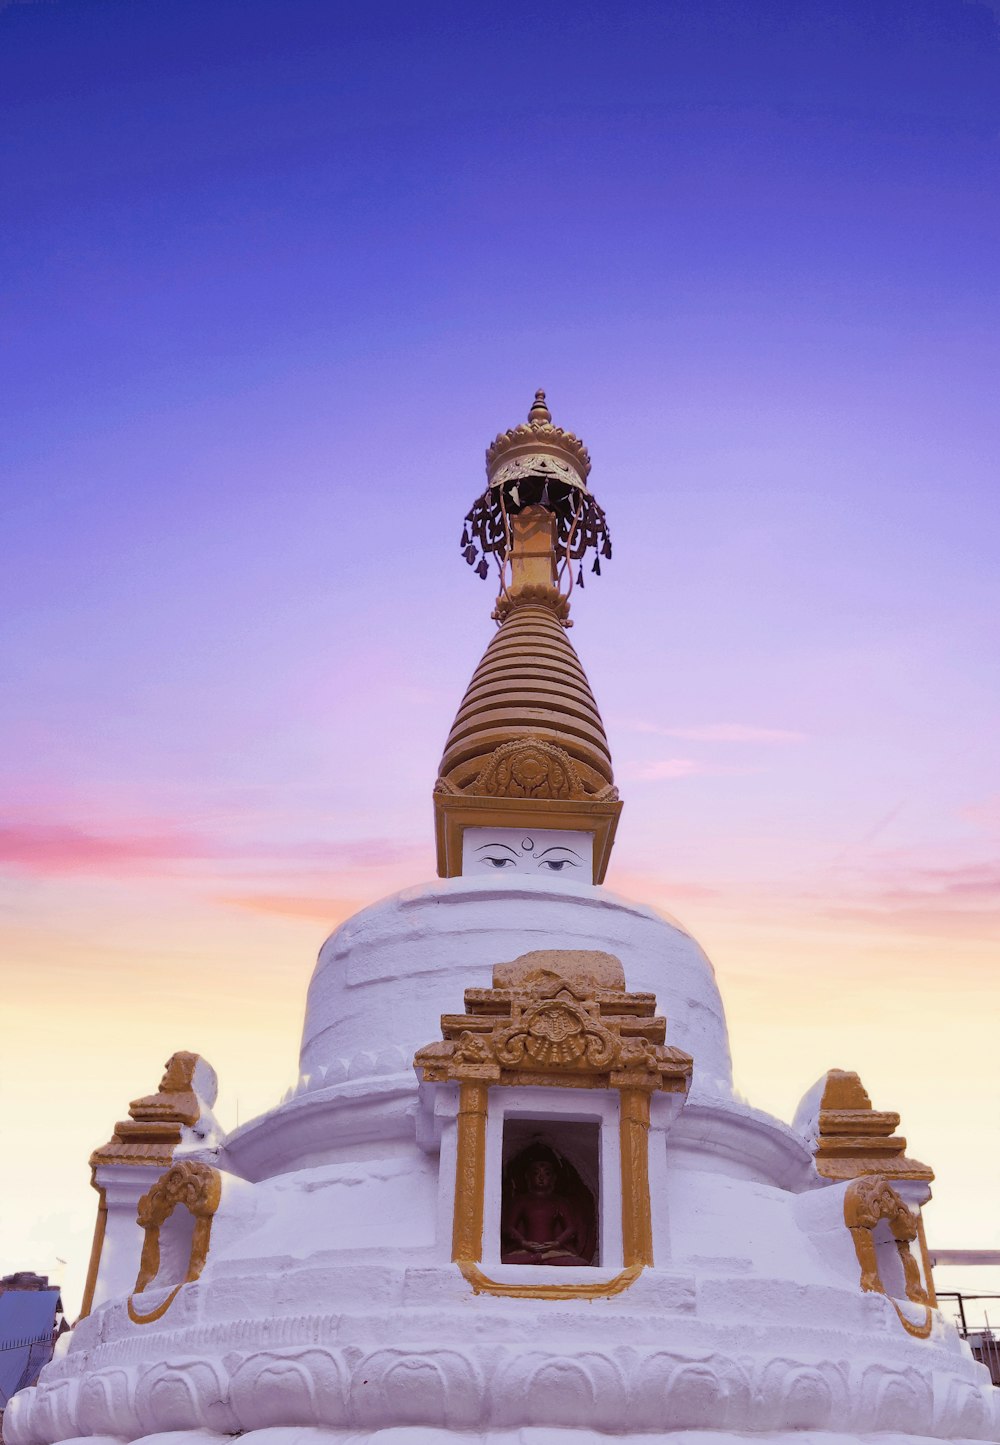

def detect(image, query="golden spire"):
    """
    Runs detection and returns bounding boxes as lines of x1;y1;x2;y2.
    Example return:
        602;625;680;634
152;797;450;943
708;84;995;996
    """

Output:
527;388;552;424
484;388;592;496
434;393;621;883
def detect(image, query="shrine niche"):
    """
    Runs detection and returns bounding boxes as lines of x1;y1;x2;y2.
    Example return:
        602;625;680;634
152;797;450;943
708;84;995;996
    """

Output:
414;948;692;1299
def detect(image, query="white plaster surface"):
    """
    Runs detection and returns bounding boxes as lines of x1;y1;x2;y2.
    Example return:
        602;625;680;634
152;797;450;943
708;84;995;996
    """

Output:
23;1434;1000;1445
9;878;998;1445
298;876;734;1096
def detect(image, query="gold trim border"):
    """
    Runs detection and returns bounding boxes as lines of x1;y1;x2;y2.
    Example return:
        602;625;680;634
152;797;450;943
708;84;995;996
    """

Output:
450;1079;652;1299
458;1260;643;1299
127;1282;186;1325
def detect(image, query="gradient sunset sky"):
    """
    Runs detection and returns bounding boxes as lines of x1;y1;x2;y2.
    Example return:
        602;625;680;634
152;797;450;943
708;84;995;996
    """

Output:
2;0;998;1316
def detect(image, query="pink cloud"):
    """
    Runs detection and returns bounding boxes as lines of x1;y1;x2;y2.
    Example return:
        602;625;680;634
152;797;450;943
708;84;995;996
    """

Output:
623;758;758;781
0;820;428;879
960;796;1000;831
815;858;1000;936
217;893;365;922
877;862;1000;902
0;823;217;875
628;758;707;780
609;868;721;902
619;721;804;744
280;839;429;868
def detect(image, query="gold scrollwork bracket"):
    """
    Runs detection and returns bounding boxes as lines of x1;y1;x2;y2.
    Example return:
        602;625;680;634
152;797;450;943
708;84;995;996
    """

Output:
127;1159;222;1325
844;1174;934;1339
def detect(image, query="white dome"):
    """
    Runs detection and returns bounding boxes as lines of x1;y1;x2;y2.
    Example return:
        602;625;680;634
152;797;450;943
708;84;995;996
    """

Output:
299;874;733;1095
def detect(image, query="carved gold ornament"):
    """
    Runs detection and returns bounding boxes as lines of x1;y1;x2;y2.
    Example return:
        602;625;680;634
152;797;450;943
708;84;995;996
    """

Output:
486;390;592;487
90;1050;205;1171
414;950;692;1300
81;1050;214;1322
491;583;572;625
494;997;617;1070
127;1160;222;1325
808;1068;938;1310
844;1174;933;1339
813;1070;933;1184
471;739;587;802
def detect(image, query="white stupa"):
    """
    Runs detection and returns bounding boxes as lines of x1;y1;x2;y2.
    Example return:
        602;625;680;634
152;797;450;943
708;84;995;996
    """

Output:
9;393;998;1445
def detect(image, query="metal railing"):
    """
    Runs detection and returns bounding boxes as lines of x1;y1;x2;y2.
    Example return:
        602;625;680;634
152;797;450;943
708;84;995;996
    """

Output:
937;1293;1000;1386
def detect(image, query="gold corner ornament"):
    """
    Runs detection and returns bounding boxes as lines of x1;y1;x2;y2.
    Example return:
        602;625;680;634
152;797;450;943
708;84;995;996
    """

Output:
80;1050;210;1322
414;950;692;1299
844;1174;933;1339
127;1160;222;1325
814;1069;934;1184
90;1050;206;1171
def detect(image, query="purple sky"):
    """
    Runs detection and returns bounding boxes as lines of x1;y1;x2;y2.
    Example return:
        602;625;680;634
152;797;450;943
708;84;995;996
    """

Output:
2;0;998;1311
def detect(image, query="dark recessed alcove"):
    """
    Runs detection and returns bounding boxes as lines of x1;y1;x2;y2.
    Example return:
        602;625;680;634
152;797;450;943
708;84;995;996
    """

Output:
500;1117;600;1266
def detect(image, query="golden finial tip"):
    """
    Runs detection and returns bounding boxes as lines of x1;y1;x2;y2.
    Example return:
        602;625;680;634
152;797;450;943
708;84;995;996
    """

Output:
528;389;552;425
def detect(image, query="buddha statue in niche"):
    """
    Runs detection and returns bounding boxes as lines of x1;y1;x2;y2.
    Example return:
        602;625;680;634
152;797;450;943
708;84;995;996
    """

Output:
501;1144;596;1266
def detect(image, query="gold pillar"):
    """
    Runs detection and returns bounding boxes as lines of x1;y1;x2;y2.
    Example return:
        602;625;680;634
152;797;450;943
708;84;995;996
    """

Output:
619;1088;654;1267
78;1184;107;1321
452;1081;489;1262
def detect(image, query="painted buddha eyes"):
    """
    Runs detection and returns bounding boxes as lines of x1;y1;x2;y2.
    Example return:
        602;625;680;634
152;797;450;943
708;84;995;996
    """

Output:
477;844;582;872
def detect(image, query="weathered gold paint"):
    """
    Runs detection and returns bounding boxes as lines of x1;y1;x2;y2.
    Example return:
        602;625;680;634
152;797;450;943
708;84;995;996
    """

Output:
916;1212;938;1308
508;506;558;591
843;1174;934;1340
458;1261;643;1300
452;1081;489;1263
813;1069;933;1183
127;1160;221;1326
619;1088;654;1267
77;1184;107;1322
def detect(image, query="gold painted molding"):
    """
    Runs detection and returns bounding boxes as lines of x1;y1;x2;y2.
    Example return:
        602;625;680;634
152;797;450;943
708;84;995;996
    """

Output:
813;1069;933;1184
127;1160;221;1326
458;1261;643;1299
844;1174;933;1339
77;1186;107;1322
619;1088;653;1268
452;1082;488;1263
